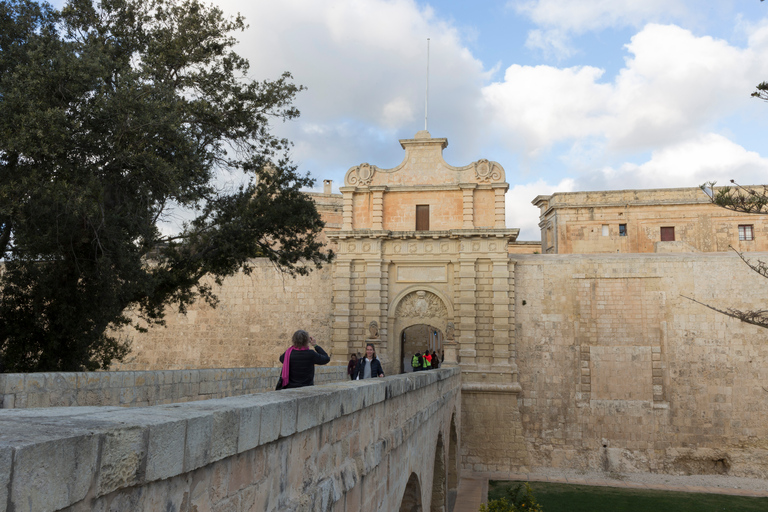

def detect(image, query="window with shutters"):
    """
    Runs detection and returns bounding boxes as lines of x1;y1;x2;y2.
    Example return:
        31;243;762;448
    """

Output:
660;227;675;241
416;205;429;231
739;225;754;241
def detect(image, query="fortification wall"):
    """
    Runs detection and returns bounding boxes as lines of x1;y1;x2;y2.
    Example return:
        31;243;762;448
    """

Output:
513;252;768;478
0;366;347;409
113;259;336;371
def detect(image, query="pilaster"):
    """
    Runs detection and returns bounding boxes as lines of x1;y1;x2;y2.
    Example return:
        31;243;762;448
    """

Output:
493;185;507;229
340;187;354;230
370;187;386;231
457;257;477;367
461;184;476;229
331;259;352;364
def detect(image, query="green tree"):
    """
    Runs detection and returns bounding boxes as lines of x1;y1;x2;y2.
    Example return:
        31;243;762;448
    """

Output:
694;182;768;329
0;0;332;372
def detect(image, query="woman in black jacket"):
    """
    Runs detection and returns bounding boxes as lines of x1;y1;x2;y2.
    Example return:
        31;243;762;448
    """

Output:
355;343;385;379
278;330;330;389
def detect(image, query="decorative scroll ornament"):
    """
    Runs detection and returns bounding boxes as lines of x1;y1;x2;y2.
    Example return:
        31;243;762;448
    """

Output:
368;320;379;339
445;322;455;340
474;159;501;182
349;163;376;186
396;291;447;319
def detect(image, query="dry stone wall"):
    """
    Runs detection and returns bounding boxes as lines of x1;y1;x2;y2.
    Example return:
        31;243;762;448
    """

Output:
513;252;768;478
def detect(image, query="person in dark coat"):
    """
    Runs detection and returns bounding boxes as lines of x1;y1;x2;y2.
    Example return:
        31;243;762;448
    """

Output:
431;351;439;369
355;343;384;379
347;354;358;380
278;330;330;389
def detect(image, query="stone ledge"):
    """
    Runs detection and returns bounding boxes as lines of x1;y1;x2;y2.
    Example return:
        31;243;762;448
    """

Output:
0;367;459;512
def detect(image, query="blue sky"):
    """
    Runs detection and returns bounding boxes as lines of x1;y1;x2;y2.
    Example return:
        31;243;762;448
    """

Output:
50;0;768;239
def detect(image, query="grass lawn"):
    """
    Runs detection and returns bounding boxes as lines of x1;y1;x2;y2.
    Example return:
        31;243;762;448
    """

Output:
488;480;768;512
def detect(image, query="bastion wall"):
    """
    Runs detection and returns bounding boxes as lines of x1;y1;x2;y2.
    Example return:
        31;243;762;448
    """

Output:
513;252;768;478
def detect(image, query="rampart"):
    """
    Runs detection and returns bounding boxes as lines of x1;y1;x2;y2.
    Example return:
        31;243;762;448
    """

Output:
0;367;461;512
0;367;347;409
514;252;768;478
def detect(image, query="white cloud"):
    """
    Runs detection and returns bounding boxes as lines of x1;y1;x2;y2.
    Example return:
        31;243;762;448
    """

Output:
483;24;768;156
513;0;688;33
512;0;691;59
216;0;488;175
506;178;576;240
588;134;768;191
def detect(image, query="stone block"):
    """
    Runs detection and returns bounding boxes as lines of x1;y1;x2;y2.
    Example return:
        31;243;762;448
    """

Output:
145;415;186;481
10;432;99;512
0;446;11;512
96;425;147;497
184;414;213;471
211;409;239;462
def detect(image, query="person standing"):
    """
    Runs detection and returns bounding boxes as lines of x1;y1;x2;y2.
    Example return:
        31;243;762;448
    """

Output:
423;350;432;370
411;352;423;372
347;354;358;380
431;350;439;369
355;343;385;379
277;330;330;389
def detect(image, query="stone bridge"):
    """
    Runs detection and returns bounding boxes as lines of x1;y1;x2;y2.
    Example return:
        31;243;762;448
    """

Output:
0;367;460;512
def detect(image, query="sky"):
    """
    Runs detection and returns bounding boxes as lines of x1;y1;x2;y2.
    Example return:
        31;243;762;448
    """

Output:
54;0;768;240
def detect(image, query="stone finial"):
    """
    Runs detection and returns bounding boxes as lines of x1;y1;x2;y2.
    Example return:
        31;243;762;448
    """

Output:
414;130;431;139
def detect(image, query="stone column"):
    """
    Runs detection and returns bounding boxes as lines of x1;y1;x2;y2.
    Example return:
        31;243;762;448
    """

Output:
493;185;506;229
457;255;477;367
331;259;352;364
370;187;386;231
461;184;476;229
340;187;354;231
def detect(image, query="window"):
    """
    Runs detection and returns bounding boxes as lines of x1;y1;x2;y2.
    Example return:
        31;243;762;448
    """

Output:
602;224;609;236
739;225;754;241
660;227;675;241
619;224;627;237
416;205;430;231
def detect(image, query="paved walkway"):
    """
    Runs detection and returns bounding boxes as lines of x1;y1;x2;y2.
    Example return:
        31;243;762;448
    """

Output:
453;471;768;511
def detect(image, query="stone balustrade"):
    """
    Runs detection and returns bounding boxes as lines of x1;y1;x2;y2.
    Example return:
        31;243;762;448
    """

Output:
0;366;348;409
0;367;460;512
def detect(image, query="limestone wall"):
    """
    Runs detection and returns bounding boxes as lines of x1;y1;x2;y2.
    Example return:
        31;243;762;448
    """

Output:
113;259;335;371
0;368;460;512
0;366;347;409
513;252;768;478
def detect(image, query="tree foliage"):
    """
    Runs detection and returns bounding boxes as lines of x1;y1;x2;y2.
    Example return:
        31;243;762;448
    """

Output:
692;181;768;329
0;0;332;372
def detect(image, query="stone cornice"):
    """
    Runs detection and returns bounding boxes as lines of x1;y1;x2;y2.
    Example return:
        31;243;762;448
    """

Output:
327;228;519;241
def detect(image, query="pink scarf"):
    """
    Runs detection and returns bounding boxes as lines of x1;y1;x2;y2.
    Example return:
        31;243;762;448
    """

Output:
281;346;310;387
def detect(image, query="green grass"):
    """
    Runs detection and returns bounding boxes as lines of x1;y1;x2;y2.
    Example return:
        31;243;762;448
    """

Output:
488;480;768;512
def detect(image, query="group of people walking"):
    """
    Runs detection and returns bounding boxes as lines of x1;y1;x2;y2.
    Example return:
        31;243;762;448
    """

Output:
410;350;440;371
277;330;385;390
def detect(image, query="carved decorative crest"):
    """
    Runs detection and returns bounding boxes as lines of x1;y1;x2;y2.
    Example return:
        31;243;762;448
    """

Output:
396;291;447;318
474;159;501;182
349;163;376;186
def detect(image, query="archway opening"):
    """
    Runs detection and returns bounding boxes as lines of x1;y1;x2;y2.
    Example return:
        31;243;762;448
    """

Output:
447;414;459;512
431;433;446;512
401;324;443;373
399;472;423;512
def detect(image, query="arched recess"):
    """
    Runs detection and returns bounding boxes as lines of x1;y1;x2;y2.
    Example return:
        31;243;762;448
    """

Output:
388;286;453;374
431;433;446;512
399;472;423;512
401;324;443;373
447;413;459;512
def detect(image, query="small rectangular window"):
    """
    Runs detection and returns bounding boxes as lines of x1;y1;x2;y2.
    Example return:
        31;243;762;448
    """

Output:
602;224;609;236
416;205;429;231
619;224;627;237
739;225;754;241
660;227;675;241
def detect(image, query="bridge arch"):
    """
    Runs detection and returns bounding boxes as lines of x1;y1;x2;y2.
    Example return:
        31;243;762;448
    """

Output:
431;432;446;511
399;472;423;512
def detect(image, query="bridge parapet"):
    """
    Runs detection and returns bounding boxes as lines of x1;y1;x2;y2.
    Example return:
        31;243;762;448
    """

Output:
0;367;460;512
0;366;347;409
